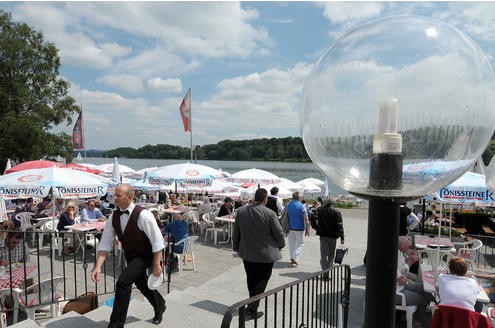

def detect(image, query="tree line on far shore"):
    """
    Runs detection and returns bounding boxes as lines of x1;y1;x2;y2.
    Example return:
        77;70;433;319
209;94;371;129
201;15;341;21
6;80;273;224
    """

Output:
100;137;311;162
90;135;495;165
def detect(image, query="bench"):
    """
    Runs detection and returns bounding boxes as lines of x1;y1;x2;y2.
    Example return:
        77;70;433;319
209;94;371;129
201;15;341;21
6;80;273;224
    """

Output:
481;225;495;235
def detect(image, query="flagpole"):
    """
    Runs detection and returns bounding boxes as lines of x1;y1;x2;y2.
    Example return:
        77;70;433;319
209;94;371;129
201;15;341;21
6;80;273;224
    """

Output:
81;107;86;159
190;89;193;161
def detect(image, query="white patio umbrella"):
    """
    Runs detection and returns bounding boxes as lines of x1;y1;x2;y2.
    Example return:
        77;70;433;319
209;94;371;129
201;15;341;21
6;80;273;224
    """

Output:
188;179;238;194
97;161;136;178
297;180;322;193
298;177;325;187
0;167;108;199
260;184;294;199
486;154;495;193
279;178;303;192
145;162;229;189
229;168;283;185
3;159;11;175
132;166;159;180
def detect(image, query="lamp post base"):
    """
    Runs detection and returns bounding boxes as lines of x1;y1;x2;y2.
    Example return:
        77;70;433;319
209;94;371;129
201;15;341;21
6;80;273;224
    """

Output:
363;197;400;328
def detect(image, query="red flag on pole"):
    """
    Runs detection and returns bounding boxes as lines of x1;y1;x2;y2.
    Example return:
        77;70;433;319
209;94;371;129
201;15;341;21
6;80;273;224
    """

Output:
72;111;84;149
179;88;191;132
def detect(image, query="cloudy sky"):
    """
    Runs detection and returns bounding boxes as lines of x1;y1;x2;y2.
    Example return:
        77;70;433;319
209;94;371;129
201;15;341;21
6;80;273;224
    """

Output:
2;2;495;150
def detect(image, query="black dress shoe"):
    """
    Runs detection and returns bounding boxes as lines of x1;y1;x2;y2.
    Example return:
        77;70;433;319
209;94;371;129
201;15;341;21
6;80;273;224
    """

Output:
152;302;166;325
245;310;264;321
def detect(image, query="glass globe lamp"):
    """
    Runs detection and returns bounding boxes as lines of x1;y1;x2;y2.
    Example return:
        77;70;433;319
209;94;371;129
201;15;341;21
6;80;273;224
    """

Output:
300;15;495;199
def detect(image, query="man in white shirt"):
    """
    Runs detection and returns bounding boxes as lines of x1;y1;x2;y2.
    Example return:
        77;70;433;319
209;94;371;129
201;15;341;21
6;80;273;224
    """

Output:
80;200;106;222
91;185;165;327
396;236;435;328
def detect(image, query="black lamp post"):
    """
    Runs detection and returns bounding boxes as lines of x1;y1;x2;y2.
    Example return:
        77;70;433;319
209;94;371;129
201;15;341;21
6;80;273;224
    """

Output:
299;15;495;328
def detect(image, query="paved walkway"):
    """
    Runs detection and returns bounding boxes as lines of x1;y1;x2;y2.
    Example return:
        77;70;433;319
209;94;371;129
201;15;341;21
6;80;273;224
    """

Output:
118;207;368;327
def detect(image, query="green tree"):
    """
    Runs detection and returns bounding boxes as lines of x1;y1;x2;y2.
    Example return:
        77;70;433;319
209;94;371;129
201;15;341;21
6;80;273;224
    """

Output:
0;11;80;170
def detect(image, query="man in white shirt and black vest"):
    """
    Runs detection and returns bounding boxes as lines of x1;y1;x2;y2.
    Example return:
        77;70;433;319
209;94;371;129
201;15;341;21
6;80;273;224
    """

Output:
91;184;165;327
265;186;283;216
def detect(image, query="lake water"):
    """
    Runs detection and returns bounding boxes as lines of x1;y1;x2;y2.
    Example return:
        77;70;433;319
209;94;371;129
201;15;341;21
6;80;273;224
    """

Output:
80;157;348;196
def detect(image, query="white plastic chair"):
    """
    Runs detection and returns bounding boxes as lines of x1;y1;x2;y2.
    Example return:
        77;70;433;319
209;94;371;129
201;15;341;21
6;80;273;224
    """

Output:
15;212;34;245
185;211;199;235
0;287;22;325
18;276;64;321
38;220;63;256
203;213;225;245
454;238;483;268
174;236;198;273
15;212;33;232
417;249;453;267
396;291;417;328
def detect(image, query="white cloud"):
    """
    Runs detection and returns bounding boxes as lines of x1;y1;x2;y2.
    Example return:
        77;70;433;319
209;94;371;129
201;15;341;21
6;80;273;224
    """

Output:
193;62;312;144
100;43;132;58
112;47;199;78
431;3;495;43
147;78;182;93
97;74;144;93
320;2;384;24
64;2;272;59
11;2;131;69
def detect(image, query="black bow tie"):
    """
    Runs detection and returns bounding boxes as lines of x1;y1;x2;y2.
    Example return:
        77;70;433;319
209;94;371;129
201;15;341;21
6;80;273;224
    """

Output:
120;209;129;215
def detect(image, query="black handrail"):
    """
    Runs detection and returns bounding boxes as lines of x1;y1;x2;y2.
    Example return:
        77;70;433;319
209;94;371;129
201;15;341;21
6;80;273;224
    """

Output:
221;265;351;328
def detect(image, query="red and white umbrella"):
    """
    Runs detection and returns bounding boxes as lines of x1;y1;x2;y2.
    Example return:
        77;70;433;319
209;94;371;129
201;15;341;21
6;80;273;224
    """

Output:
63;163;102;175
5;160;62;174
0;167;108;199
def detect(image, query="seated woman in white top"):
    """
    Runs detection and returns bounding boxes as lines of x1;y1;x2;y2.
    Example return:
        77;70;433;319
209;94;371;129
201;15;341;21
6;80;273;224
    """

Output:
436;257;479;311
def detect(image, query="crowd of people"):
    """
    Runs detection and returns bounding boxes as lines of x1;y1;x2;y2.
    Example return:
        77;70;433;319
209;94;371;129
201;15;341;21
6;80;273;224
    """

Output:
8;188;495;328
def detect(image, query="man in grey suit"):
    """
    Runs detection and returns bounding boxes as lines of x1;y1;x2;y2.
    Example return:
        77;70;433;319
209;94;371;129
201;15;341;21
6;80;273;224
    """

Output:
233;188;286;321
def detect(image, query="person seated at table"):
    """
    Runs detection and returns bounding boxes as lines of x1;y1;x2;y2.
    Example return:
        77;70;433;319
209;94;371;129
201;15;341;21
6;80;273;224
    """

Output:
435;257;479;312
166;193;180;208
56;201;78;255
198;196;213;218
152;210;165;230
16;198;37;214
218;197;233;217
474;271;495;308
396;236;436;328
0;232;30;266
423;210;437;227
162;215;189;256
80;200;106;223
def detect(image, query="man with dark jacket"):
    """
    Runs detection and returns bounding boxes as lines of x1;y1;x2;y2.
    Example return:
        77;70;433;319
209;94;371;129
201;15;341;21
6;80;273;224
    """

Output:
265;187;283;216
233;188;286;321
312;196;344;279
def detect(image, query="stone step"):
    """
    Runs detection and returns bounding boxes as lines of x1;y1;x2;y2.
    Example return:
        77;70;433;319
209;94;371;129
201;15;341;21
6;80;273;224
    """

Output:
8;318;39;328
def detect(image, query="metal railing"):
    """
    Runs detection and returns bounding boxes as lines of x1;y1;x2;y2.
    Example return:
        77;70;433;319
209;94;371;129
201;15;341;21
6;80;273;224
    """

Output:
221;265;351;328
0;229;173;322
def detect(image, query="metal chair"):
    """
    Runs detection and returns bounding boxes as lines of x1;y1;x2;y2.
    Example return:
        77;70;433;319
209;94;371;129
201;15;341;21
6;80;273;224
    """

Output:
174;236;199;273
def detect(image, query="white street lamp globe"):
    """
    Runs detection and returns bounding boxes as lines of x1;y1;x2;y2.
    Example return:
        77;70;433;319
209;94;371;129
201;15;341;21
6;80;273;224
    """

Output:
300;15;495;198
